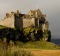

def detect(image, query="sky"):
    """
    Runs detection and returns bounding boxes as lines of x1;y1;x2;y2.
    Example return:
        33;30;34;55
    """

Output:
0;0;60;39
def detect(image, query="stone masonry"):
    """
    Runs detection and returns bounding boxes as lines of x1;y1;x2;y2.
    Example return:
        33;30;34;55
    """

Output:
0;9;49;32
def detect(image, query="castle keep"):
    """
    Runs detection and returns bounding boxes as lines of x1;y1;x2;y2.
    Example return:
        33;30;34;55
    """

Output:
0;9;49;32
0;9;51;42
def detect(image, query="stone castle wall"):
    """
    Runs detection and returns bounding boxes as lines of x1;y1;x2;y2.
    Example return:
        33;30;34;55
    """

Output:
0;9;49;31
0;14;14;28
0;14;35;28
23;18;35;28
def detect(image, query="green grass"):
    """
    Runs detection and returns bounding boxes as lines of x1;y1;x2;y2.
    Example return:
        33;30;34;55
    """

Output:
0;40;60;56
15;40;60;50
0;25;7;29
0;48;33;56
0;42;34;56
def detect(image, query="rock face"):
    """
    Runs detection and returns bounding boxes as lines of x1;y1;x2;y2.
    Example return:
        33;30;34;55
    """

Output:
0;9;49;31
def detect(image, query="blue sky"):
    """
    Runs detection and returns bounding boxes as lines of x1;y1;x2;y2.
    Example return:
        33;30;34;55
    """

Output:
0;0;60;39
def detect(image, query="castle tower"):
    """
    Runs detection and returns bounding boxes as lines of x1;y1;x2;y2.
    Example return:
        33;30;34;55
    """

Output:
14;10;23;29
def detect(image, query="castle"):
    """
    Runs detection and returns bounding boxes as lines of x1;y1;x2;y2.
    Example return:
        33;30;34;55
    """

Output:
0;9;49;32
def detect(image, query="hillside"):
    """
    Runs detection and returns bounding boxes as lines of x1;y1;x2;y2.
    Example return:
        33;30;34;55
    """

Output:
0;25;59;50
14;40;60;50
0;40;60;56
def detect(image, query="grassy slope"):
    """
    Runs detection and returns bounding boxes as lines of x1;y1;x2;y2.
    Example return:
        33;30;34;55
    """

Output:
0;25;60;50
0;41;60;56
16;40;60;50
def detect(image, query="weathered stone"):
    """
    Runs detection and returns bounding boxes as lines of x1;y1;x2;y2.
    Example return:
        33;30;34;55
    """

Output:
0;9;48;32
